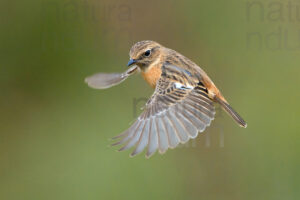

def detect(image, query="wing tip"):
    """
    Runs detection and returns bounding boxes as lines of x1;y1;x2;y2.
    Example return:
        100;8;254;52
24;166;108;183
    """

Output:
145;153;154;159
239;122;247;128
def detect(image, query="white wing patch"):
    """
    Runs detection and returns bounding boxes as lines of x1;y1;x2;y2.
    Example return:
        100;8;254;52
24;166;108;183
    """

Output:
174;82;194;90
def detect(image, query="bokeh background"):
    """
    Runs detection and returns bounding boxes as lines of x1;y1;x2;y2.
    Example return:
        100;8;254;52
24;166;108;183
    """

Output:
1;0;299;199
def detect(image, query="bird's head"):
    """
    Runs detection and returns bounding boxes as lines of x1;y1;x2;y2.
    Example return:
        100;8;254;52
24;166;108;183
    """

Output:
127;40;163;71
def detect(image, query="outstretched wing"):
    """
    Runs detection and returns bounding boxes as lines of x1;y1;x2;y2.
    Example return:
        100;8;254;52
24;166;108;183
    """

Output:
112;64;216;158
85;66;138;89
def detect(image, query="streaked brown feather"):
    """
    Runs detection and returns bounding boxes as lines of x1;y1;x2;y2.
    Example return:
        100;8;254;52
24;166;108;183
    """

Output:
113;63;215;157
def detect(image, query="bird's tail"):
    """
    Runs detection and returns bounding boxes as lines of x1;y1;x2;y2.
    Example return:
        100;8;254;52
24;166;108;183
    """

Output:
215;96;247;128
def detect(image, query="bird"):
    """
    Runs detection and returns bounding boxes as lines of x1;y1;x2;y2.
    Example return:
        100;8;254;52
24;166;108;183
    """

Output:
85;40;247;158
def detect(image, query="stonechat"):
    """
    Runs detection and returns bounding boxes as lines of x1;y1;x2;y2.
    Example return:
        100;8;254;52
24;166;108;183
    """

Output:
85;40;247;158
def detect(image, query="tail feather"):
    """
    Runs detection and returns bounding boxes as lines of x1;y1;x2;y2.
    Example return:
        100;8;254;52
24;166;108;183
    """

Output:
215;97;247;128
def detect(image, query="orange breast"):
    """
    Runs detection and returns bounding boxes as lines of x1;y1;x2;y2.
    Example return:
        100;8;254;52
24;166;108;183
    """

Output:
141;66;162;88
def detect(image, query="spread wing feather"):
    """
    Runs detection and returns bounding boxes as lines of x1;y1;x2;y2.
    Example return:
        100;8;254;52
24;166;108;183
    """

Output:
112;63;216;158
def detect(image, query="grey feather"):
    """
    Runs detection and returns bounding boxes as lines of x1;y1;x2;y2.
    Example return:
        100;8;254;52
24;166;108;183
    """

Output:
85;66;138;89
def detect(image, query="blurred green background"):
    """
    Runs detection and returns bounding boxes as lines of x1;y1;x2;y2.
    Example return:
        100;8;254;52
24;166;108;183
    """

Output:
1;0;299;199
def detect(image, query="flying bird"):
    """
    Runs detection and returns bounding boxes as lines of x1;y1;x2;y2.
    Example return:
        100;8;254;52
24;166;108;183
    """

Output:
85;40;247;158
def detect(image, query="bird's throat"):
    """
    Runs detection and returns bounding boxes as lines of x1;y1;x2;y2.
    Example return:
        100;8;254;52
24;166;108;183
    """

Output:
141;65;162;88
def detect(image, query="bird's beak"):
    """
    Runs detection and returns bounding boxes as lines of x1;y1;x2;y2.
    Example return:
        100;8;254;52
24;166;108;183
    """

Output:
127;59;136;67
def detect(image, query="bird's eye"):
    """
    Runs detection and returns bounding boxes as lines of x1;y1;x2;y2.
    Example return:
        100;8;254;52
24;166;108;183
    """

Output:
144;49;151;57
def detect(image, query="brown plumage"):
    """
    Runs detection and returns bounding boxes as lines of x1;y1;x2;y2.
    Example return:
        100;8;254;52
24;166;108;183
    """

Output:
85;40;247;158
